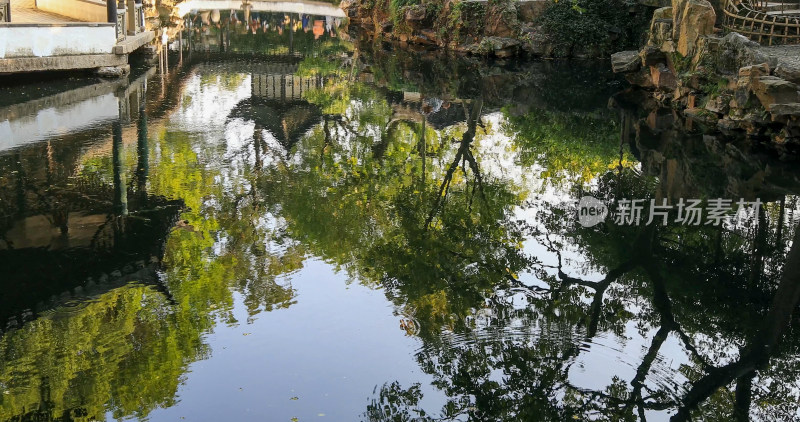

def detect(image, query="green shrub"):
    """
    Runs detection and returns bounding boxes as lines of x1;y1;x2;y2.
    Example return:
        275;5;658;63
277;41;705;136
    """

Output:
390;0;421;24
440;1;485;43
538;0;650;57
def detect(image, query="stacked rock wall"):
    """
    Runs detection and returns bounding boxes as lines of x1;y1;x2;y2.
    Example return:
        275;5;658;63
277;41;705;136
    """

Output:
612;0;800;150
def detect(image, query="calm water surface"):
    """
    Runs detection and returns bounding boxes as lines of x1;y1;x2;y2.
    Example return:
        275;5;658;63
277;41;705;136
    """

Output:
1;19;800;422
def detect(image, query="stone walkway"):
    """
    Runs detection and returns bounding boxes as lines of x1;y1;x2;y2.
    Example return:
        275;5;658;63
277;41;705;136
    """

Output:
10;0;79;23
761;0;800;15
760;45;800;66
766;9;800;15
758;44;800;83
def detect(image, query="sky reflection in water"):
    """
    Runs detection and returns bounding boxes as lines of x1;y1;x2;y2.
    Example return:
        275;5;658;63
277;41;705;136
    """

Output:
1;19;800;422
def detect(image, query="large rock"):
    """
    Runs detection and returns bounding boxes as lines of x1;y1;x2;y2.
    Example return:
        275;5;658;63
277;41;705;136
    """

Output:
475;36;521;58
737;63;770;89
654;6;673;19
517;1;548;22
707;33;777;75
751;76;800;111
691;35;722;67
626;67;655;88
521;25;552;56
671;0;687;38
732;87;754;110
410;32;436;46
650;20;674;49
684;107;718;124
672;0;716;57
484;1;519;38
775;62;800;84
651;63;678;90
739;63;770;79
769;103;800;116
640;46;666;66
705;94;731;114
404;5;426;22
648;7;673;47
612;50;642;73
651;6;673;23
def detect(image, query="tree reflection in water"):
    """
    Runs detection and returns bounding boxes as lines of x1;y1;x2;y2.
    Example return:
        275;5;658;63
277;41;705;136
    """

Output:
0;25;799;421
272;49;800;421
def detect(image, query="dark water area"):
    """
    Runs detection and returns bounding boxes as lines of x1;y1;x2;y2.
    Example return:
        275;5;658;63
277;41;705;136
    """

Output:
1;15;800;422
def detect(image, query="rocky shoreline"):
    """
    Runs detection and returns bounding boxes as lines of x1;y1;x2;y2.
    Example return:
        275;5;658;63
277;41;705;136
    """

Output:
611;0;800;153
341;0;651;58
338;0;800;144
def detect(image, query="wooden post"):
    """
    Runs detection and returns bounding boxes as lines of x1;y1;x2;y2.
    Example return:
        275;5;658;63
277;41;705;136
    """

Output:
1;0;11;23
179;28;183;62
107;0;117;24
126;0;135;35
289;14;295;54
136;83;149;203
135;0;142;32
112;119;128;217
219;24;224;52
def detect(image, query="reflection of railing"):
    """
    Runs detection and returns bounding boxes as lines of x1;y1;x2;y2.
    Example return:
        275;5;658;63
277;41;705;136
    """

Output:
723;0;800;45
1;0;9;23
251;74;323;101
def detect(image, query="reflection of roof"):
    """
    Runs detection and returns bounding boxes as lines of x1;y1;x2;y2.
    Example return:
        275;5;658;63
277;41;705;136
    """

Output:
391;98;497;130
0;71;151;153
229;96;321;151
425;104;487;130
0;196;183;325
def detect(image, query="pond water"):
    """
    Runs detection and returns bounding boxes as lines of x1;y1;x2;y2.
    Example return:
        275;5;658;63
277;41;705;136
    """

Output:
1;16;800;422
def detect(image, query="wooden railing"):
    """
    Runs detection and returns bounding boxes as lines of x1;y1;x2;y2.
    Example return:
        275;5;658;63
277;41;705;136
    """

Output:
780;0;800;15
134;3;143;33
111;0;144;41
723;0;800;45
747;0;800;13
